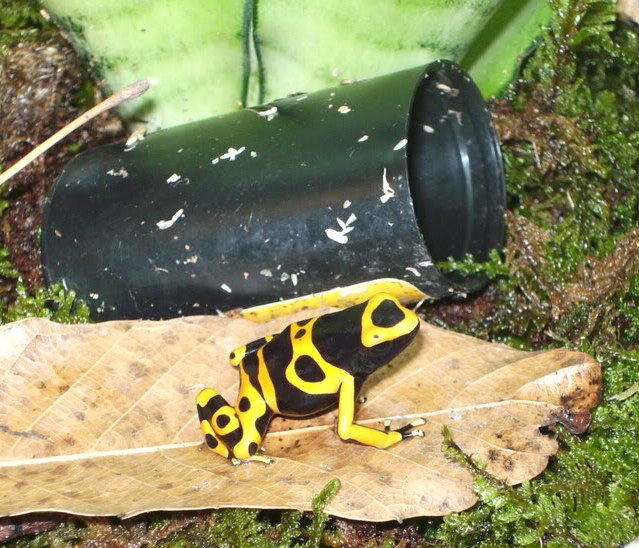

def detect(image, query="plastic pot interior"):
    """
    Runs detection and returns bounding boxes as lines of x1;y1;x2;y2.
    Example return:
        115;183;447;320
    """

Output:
407;60;505;290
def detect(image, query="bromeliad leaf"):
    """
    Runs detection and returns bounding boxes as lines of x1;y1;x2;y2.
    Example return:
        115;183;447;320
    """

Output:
0;312;600;520
41;0;552;130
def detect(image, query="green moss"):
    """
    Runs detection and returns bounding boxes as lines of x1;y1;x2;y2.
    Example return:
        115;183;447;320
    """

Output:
0;0;55;51
0;246;17;281
0;264;91;325
158;480;340;547
427;0;639;546
196;479;340;547
8;521;86;548
6;482;340;547
438;250;510;280
307;479;341;546
0;226;90;325
1;279;91;324
0;235;90;325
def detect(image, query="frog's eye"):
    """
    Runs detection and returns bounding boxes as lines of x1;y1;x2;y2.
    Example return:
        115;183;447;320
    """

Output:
371;298;406;328
229;348;245;366
361;294;420;347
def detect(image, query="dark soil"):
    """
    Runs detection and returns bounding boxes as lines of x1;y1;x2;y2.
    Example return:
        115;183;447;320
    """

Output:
0;39;124;293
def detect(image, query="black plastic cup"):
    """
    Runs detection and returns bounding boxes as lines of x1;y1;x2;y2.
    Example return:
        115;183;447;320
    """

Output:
42;60;504;320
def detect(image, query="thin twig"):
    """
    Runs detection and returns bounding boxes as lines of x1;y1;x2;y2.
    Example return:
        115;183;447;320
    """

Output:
0;79;150;188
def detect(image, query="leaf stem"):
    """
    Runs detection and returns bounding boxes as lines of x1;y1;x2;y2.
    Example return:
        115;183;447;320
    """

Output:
0;79;150;188
240;0;264;107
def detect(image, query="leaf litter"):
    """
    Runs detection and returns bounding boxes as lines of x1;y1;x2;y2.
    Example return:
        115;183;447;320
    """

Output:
0;310;601;520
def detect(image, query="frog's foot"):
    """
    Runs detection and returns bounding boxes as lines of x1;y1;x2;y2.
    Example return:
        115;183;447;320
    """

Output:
196;387;243;461
199;417;232;459
384;418;426;439
231;455;275;466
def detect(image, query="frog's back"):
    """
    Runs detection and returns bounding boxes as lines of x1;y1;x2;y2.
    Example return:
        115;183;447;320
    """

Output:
260;322;341;416
253;295;418;418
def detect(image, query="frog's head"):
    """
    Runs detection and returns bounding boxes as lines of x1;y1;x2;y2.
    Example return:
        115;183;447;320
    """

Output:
359;293;420;369
308;293;420;378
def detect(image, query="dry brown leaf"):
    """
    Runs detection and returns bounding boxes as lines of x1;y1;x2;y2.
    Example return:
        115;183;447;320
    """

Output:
0;313;601;521
618;0;639;23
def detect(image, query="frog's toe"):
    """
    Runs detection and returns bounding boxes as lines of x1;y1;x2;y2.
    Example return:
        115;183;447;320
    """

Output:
254;455;275;465
231;455;275;466
393;418;427;439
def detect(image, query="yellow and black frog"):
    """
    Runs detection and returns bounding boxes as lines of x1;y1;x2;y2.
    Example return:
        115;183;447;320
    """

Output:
196;293;424;464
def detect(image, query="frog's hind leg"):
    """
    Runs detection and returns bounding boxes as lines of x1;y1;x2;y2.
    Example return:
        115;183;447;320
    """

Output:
196;388;243;460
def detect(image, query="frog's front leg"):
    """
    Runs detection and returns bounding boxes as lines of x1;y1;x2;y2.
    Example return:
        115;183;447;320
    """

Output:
336;374;425;448
228;335;274;366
